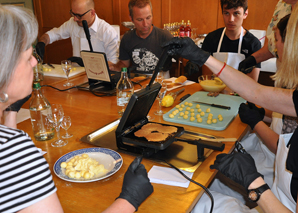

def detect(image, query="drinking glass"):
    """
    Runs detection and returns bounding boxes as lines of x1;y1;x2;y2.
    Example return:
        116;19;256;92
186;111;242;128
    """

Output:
61;60;73;87
47;104;67;147
154;73;167;115
61;116;73;139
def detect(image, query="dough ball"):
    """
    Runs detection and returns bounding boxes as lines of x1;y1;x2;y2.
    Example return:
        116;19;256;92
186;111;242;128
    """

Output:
183;115;188;119
190;117;195;122
60;162;67;168
196;104;201;109
206;108;211;113
197;117;203;123
212;118;218;123
207;119;212;124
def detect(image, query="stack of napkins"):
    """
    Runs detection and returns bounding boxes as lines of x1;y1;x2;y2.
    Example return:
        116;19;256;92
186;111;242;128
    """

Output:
148;165;194;188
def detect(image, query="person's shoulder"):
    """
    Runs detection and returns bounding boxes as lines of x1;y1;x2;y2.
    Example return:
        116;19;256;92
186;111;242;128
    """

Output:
152;26;173;40
205;28;224;40
0;125;30;144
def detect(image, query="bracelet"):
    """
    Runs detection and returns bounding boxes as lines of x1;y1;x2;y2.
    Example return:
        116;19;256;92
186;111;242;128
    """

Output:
216;62;226;77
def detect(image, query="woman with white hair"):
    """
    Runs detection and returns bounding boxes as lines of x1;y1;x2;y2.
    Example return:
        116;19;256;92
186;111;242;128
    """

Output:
0;5;152;213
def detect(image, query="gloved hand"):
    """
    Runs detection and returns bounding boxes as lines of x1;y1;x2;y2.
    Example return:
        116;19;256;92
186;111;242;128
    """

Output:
5;94;31;112
36;42;45;60
238;102;265;129
162;37;210;67
68;56;84;67
210;152;263;190
238;55;257;74
118;156;153;211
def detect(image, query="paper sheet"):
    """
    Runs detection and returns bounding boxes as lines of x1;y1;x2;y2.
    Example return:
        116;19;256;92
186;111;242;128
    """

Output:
17;108;31;124
148;165;194;188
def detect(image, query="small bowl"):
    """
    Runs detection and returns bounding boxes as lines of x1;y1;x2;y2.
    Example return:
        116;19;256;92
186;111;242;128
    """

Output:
198;75;226;92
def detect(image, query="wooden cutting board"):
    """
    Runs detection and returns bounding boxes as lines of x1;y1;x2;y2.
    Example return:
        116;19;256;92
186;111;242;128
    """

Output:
163;91;246;130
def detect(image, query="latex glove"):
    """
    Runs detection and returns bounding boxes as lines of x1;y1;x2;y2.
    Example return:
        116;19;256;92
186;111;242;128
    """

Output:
68;56;84;67
5;94;31;112
118;156;153;211
36;42;45;60
238;55;257;74
162;37;210;67
210;152;263;190
238;102;265;130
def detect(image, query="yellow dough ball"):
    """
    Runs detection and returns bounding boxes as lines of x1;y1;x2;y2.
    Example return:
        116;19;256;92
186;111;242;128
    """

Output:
206;108;211;113
185;111;189;115
197;117;203;123
183;115;188;119
190;117;195;122
185;102;189;105
181;104;185;108
200;112;205;116
186;107;191;111
179;112;184;116
196;114;201;118
218;114;223;118
68;171;75;178
190;112;195;117
188;103;193;107
60;162;67;168
197;108;202;112
169;114;174;118
218;117;223;121
196;104;201;109
190;109;195;112
84;172;91;179
176;105;180;108
75;172;81;179
179;108;183;111
212;118;218;123
172;111;177;115
207;119;212;124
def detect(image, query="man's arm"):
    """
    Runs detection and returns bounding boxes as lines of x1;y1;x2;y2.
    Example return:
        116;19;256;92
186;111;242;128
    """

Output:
247;67;260;81
38;33;50;46
108;60;130;71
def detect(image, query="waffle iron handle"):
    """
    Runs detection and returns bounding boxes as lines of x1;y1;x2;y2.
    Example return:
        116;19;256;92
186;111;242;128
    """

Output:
176;137;225;161
147;44;180;89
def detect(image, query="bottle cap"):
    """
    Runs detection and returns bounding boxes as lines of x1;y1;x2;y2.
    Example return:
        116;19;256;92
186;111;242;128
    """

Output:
121;67;128;72
33;82;41;89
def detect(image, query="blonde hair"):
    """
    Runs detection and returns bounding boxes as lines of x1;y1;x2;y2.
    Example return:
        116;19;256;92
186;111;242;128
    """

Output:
272;4;298;89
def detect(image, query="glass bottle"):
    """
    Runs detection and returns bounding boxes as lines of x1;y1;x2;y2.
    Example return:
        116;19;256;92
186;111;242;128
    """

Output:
29;82;54;141
116;67;134;116
179;20;185;37
185;20;192;38
32;48;44;82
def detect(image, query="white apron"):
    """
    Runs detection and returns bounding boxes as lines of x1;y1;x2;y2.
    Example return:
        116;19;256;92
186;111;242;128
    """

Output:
213;27;245;69
271;133;296;212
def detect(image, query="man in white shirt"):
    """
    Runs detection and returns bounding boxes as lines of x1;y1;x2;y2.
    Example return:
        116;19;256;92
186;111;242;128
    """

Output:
36;0;119;64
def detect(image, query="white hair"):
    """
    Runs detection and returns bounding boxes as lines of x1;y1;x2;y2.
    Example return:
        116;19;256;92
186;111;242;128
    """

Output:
0;5;38;89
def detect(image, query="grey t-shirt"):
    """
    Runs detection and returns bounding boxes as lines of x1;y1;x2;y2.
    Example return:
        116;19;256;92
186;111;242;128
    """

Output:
119;25;173;74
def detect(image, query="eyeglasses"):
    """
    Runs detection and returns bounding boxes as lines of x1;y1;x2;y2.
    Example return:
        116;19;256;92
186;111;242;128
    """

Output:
69;9;91;19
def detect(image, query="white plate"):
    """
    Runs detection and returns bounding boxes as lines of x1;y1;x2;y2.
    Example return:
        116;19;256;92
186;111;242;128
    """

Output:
53;147;123;183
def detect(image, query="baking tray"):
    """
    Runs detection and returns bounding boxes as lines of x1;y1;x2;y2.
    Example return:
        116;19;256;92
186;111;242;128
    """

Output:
163;91;246;130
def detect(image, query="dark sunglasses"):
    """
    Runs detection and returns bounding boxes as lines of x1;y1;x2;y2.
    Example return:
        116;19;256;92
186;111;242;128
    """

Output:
69;9;91;19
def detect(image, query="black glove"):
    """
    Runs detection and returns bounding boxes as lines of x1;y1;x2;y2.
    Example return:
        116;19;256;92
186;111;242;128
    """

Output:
238;102;265;130
68;56;84;67
162;37;210;67
118;156;153;211
36;42;45;60
238;56;257;74
5;94;31;112
210;152;263;190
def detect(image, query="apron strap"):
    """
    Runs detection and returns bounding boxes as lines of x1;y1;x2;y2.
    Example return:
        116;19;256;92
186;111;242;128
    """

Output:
216;27;244;54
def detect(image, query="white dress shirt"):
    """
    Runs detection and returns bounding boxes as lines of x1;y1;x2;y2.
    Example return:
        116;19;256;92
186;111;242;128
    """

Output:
46;15;119;63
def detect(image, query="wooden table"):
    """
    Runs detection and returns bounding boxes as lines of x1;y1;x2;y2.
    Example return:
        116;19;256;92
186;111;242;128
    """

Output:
19;74;249;213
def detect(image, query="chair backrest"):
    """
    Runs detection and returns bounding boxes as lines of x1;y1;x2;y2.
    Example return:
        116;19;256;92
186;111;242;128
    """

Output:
249;29;266;47
111;25;120;42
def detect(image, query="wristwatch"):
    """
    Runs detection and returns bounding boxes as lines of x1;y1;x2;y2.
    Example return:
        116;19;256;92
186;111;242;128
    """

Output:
248;183;270;202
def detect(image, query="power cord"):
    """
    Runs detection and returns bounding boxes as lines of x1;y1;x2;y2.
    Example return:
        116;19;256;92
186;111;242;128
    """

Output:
161;159;214;213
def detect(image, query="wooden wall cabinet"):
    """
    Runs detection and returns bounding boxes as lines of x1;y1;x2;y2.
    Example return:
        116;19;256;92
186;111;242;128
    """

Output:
33;0;279;64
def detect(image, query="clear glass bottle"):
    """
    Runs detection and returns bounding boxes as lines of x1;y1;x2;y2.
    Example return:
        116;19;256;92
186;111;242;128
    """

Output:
185;20;192;38
32;48;44;82
29;82;54;141
116;67;134;116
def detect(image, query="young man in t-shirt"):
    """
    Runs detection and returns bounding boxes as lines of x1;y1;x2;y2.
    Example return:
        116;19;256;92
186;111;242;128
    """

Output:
108;0;173;76
202;0;261;81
